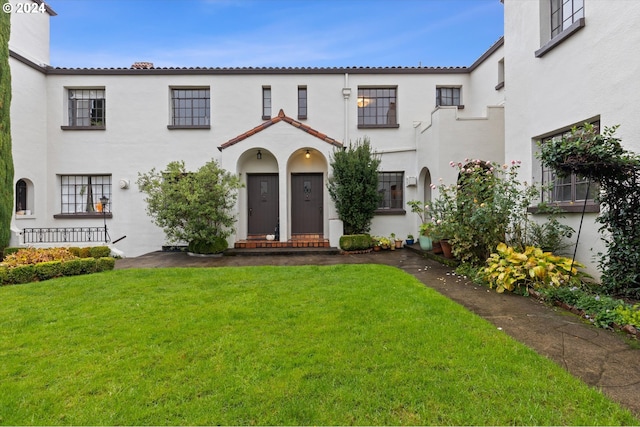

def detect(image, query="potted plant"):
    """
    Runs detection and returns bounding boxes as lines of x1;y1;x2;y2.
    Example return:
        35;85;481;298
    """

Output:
418;222;434;251
391;233;402;249
371;236;381;251
406;234;414;245
378;236;391;250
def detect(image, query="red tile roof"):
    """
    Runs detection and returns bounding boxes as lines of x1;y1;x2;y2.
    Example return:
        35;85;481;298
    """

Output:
218;109;343;151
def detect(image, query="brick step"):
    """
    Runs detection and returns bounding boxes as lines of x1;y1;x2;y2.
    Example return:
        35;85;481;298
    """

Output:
234;239;329;249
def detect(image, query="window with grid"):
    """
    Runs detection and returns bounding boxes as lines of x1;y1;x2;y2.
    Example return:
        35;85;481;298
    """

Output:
15;179;27;212
377;172;404;210
551;0;584;38
170;88;210;127
298;86;307;119
436;87;461;107
60;175;112;215
68;89;105;127
540;121;599;204
262;86;272;119
357;87;397;127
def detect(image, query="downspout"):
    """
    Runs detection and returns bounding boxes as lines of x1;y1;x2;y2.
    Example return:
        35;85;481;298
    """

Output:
342;73;351;146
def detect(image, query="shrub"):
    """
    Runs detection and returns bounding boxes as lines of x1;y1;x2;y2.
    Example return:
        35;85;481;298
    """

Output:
8;265;36;284
188;237;228;254
339;234;372;251
137;159;243;248
89;246;111;258
2;247;20;258
1;247;77;267
61;258;97;276
34;261;63;281
0;266;8;285
96;257;116;272
615;304;640;329
327;138;381;235
479;243;585;293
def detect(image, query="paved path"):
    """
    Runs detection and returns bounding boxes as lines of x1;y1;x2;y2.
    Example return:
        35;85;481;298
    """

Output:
116;249;640;417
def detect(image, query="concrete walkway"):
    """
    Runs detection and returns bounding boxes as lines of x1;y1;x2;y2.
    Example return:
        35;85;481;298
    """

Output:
116;248;640;417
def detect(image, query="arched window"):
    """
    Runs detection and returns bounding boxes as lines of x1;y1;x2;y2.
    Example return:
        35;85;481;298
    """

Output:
16;179;27;212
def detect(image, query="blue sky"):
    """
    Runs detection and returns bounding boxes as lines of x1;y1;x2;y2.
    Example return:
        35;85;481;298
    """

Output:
46;0;504;69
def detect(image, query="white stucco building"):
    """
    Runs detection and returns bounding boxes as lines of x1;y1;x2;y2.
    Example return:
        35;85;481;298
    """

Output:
7;0;638;277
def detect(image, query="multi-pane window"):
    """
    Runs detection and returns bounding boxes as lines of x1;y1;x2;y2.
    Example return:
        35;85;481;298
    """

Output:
551;0;584;38
60;175;112;214
298;86;307;119
540;122;599;204
358;87;397;127
436;87;461;107
171;88;210;127
68;89;105;127
377;172;404;210
262;86;272;119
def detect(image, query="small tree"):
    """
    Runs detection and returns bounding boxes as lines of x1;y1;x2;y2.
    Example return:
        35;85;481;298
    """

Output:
327;138;381;235
137;159;243;254
0;3;13;251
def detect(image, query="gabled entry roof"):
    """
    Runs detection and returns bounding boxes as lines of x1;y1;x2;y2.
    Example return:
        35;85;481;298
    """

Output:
217;109;343;151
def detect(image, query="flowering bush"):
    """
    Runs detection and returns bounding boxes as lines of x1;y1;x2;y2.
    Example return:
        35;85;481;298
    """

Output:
428;159;539;264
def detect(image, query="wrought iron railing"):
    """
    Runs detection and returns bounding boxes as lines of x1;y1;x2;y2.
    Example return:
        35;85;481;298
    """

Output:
22;227;109;244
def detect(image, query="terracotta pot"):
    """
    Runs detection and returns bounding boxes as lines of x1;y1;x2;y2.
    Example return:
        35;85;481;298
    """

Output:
373;245;381;251
432;240;443;254
441;239;453;259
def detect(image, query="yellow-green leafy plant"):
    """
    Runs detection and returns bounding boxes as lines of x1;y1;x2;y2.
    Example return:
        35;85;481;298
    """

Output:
480;243;585;293
1;247;77;268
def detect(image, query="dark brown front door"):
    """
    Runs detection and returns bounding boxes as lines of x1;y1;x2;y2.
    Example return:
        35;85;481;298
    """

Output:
248;174;279;235
291;173;323;234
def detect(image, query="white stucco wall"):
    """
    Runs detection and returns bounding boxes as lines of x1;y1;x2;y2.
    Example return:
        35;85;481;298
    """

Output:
504;0;640;277
7;0;51;65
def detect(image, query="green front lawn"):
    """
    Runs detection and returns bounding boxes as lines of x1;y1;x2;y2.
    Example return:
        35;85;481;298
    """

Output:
0;265;636;425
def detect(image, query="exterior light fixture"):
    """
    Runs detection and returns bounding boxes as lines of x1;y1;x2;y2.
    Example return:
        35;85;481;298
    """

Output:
305;150;310;159
257;150;262;160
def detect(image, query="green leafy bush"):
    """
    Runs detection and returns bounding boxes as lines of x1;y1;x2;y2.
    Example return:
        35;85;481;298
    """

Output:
188;237;228;254
61;258;97;276
8;265;36;284
480;243;585;293
34;261;63;281
137;159;243;249
327;138;381;235
615;304;640;329
89;246;111;258
96;257;116;272
2;247;20;258
339;234;373;251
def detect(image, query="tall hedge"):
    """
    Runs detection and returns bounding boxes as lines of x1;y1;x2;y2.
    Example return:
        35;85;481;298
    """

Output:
327;137;381;235
0;2;13;251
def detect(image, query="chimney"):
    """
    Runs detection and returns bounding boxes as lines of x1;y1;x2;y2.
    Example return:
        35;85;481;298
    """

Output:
132;62;154;69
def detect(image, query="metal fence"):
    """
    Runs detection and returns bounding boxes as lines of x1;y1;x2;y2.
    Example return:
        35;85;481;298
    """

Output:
22;227;109;244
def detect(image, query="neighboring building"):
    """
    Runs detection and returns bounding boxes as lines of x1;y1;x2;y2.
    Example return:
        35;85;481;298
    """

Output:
503;0;640;278
11;0;636;279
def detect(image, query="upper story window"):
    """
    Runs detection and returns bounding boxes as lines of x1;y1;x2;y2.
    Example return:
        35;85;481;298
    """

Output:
536;0;585;57
376;172;404;213
539;121;600;209
436;87;463;108
169;88;210;129
298;86;307;120
357;87;398;128
57;175;112;217
551;0;584;38
64;89;105;129
262;86;272;119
